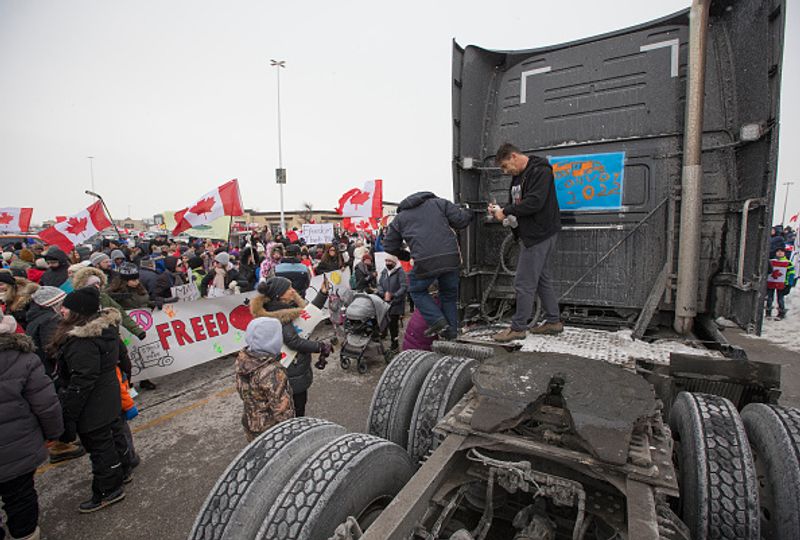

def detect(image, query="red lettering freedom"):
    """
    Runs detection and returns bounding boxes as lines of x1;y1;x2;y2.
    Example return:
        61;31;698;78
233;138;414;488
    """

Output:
154;312;231;350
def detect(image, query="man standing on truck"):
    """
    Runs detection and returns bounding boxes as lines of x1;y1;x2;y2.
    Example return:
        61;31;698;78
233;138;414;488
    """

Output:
489;143;563;341
383;192;473;340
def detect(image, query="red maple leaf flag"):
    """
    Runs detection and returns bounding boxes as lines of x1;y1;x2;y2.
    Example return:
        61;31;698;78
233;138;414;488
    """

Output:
336;180;383;218
0;207;33;233
172;179;243;236
790;213;798;224
39;201;112;252
767;259;789;290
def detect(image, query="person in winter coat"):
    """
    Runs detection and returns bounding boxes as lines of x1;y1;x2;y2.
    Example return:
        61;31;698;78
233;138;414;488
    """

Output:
138;257;174;302
235;317;295;441
72;267;147;341
26;258;48;284
10;249;34;273
107;263;152;310
48;287;131;513
314;244;344;275
275;244;311;298
40;248;73;293
0;317;64;540
383;191;472;341
377;255;407;352
0;272;38;329
25;286;66;376
236;247;258;292
201;252;240;297
766;247;796;319
163;256;185;289
259;245;284;282
249;277;332;417
353;253;377;293
89;252;115;283
187;256;206;290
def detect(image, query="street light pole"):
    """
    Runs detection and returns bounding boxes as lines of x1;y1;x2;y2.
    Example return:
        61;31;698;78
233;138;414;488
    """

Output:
781;181;795;225
270;59;287;233
87;156;95;194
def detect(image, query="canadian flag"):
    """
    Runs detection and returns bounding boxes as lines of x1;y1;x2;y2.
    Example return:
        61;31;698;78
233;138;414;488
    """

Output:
172;179;243;236
0;207;33;233
336;179;382;218
342;217;379;233
39;201;112;252
767;259;789;290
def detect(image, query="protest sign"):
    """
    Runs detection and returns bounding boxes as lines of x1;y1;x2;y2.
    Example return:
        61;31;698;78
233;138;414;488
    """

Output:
301;223;334;245
120;292;258;380
279;302;329;368
171;282;201;302
304;268;352;302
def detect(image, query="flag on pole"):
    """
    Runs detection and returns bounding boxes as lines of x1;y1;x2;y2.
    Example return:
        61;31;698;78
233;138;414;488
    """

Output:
172;179;244;236
0;207;33;233
39;201;112;252
789;213;798;225
336;179;382;218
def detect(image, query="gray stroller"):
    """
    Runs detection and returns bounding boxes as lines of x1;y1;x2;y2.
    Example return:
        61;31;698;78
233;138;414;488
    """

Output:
339;293;391;374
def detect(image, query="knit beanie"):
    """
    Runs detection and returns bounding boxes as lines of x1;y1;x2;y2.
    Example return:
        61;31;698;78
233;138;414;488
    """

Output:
110;249;125;261
90;252;110;267
35;258;48;270
257;276;292;299
32;286;66;308
19;249;34;263
0;272;15;286
63;286;101;316
215;252;231;266
118;262;139;281
245;317;283;356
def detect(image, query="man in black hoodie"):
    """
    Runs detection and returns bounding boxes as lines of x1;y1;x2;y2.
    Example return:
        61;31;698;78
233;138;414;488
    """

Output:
489;143;563;341
383;192;472;340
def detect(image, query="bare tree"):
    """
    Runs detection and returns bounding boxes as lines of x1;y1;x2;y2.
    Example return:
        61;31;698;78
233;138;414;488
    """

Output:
300;201;314;224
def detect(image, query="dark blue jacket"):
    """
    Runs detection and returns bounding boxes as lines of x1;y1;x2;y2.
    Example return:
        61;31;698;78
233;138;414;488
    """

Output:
383;192;472;279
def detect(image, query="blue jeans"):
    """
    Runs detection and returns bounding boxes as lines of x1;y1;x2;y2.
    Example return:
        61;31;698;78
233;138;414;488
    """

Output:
408;269;459;336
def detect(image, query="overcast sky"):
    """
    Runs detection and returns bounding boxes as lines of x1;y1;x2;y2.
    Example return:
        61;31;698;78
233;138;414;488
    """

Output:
1;0;798;225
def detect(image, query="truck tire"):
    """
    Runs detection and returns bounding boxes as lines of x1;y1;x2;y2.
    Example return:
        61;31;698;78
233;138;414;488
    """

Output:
669;392;759;540
189;418;345;540
407;355;477;463
740;403;800;540
366;350;439;448
255;433;415;540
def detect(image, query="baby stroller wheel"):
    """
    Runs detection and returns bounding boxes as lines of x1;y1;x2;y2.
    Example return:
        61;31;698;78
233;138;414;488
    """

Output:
340;356;351;370
357;360;368;374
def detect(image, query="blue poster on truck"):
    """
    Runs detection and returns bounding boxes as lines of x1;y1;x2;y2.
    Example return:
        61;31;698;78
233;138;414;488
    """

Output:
548;152;625;211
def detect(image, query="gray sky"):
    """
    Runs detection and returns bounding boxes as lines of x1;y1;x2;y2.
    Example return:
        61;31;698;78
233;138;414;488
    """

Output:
1;1;798;225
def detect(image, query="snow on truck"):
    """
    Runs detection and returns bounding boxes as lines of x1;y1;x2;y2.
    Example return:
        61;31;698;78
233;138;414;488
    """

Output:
191;1;797;539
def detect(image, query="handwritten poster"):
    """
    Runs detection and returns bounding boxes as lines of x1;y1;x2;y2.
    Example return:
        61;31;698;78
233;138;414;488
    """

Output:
548;152;625;211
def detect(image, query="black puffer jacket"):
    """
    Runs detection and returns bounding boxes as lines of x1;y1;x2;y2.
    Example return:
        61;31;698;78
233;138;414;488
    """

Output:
383;192;473;279
40;247;70;288
25;303;61;376
0;333;63;482
55;309;123;433
249;289;328;395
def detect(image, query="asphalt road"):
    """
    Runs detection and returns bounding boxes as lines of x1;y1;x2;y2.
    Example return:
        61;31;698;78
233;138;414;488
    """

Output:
33;325;800;540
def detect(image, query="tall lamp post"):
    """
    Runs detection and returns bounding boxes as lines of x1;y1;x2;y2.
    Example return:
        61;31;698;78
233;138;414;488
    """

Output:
781;181;795;225
87;156;95;194
271;59;287;233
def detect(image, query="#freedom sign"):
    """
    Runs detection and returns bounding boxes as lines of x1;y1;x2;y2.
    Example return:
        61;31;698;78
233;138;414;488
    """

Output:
301;223;335;245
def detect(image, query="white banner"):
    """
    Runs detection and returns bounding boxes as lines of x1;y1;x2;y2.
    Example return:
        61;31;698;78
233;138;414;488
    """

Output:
301;223;334;245
121;293;260;380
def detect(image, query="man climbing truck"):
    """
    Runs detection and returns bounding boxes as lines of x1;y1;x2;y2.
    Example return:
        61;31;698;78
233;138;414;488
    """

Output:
191;0;797;539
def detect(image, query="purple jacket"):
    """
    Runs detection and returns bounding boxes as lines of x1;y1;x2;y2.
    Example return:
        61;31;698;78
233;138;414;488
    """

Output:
402;309;436;351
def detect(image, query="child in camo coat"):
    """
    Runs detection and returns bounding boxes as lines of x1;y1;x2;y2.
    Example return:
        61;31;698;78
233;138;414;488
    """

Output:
235;317;294;441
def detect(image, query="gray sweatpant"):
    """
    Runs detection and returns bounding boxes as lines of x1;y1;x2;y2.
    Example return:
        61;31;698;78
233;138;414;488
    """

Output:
511;233;560;330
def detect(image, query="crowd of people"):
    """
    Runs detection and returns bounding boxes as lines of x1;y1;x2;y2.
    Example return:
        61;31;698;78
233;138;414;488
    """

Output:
767;225;797;319
0;225;426;536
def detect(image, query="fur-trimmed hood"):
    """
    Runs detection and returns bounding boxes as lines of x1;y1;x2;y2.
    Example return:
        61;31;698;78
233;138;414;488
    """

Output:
249;290;307;324
72;266;107;290
0;332;35;353
67;308;121;338
3;277;39;313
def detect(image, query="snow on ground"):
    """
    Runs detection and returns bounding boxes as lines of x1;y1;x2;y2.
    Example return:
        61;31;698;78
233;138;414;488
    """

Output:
462;325;720;367
744;291;800;353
